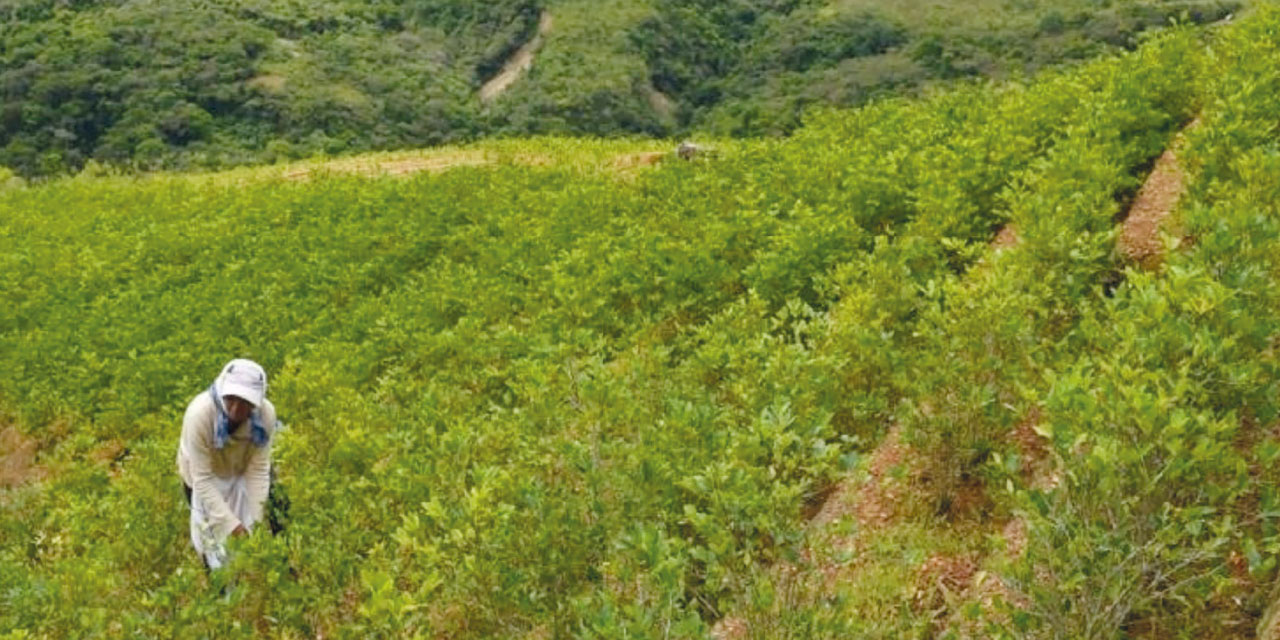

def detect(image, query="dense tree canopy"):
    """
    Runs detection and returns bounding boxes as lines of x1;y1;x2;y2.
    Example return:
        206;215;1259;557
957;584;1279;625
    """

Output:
0;0;1239;177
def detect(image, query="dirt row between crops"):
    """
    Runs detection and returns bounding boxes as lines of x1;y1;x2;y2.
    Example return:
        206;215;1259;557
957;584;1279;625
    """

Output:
1118;117;1200;268
0;425;40;490
712;119;1198;638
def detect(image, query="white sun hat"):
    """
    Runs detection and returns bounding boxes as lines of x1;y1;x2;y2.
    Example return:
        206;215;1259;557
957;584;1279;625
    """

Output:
216;359;267;407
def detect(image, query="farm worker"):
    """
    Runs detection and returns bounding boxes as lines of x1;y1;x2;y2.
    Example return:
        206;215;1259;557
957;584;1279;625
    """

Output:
176;359;278;569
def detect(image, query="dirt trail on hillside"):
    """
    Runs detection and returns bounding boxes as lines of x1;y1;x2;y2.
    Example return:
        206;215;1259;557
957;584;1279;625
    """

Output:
1119;118;1200;268
648;88;676;119
479;12;554;103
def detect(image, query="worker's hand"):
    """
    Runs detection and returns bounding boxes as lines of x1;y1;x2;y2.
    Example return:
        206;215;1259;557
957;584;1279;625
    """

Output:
232;524;249;537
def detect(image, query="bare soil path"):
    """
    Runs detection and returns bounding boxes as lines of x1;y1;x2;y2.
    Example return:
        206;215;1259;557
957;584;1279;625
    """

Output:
1;425;40;489
711;427;919;639
479;12;554;103
1119;118;1200;268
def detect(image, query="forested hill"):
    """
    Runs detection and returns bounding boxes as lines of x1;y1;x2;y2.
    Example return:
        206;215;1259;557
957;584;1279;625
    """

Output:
0;0;1238;177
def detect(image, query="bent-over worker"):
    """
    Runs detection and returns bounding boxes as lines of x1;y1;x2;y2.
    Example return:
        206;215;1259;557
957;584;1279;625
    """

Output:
176;359;277;569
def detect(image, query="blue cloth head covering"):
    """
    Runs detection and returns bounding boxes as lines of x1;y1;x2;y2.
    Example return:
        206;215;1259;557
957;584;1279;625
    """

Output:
209;383;269;449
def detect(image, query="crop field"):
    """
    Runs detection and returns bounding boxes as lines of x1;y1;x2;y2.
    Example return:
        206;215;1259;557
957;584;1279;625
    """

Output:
4;5;1280;639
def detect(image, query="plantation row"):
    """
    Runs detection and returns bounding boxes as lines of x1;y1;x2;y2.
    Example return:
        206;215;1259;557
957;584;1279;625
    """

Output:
0;11;1268;639
720;6;1280;637
1010;11;1280;635
715;23;1207;637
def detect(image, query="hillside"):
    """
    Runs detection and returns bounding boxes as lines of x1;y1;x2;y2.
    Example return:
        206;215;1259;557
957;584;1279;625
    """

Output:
0;0;1238;178
5;3;1280;639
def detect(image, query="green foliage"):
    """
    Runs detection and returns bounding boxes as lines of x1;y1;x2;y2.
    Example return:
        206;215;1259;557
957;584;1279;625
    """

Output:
5;6;1280;639
999;8;1280;636
757;7;908;73
0;51;1100;638
409;0;544;80
0;0;1241;177
0;165;22;189
708;9;1280;638
633;0;804;107
692;0;1237;136
0;0;527;177
487;0;672;138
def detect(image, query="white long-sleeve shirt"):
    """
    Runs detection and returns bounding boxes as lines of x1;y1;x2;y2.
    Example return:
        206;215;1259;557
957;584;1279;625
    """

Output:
176;391;276;539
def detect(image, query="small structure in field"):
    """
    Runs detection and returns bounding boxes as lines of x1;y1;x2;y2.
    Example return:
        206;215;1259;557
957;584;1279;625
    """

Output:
677;141;702;160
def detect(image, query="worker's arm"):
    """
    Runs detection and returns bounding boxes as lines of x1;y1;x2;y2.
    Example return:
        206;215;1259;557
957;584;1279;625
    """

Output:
180;397;242;539
242;402;276;530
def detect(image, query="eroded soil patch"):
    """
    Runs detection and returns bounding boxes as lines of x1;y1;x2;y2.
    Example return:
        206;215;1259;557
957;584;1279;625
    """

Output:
991;223;1020;250
1;425;41;488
